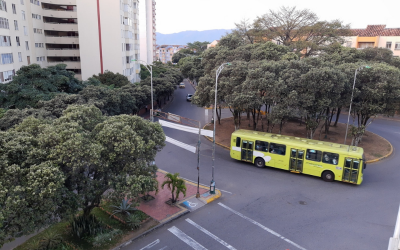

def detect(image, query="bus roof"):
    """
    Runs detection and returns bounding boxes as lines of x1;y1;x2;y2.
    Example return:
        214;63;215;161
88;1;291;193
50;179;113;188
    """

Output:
232;129;364;156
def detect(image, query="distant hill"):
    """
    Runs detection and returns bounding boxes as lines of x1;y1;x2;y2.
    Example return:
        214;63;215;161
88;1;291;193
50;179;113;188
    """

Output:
156;29;231;45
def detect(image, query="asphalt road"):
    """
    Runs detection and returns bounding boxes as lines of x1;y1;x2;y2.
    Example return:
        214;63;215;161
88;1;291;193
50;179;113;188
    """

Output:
125;79;400;250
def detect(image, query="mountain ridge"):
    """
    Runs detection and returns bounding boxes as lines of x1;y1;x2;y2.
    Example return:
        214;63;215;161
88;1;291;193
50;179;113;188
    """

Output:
156;29;231;45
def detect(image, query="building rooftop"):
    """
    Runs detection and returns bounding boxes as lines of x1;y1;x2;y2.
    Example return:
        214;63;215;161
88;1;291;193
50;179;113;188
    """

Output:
350;25;400;37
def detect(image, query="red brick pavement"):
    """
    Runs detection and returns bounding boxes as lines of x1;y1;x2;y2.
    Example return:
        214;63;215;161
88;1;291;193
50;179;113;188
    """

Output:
138;171;208;221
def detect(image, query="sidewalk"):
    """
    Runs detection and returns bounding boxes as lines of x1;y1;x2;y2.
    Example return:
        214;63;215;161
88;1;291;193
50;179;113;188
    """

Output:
113;169;221;249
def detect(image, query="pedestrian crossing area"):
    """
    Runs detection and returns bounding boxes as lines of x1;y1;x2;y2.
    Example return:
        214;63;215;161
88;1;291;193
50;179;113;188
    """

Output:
136;202;307;250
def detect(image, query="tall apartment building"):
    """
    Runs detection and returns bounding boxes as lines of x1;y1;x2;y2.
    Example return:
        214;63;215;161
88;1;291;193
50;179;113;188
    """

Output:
0;0;141;84
145;0;155;63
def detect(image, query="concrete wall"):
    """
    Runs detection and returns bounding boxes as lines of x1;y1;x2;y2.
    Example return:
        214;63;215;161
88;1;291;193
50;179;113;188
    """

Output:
77;0;101;80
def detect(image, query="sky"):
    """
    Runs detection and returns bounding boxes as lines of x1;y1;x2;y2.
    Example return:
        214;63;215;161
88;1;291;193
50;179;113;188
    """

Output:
140;0;400;34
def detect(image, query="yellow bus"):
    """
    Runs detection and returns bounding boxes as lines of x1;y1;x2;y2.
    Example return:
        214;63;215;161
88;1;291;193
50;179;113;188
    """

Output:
230;129;366;185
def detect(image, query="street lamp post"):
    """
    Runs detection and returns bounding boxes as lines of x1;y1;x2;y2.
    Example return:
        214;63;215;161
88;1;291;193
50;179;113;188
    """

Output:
133;59;153;121
210;62;231;194
344;65;371;145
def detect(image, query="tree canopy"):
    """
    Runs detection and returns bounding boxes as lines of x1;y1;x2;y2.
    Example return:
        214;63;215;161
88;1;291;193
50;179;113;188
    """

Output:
91;70;131;88
0;105;165;247
0;64;85;109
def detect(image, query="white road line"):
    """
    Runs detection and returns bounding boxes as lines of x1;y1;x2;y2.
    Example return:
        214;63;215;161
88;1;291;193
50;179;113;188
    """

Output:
180;177;233;194
168;226;208;250
140;239;160;250
218;203;308;250
186;219;237;250
158;247;168;250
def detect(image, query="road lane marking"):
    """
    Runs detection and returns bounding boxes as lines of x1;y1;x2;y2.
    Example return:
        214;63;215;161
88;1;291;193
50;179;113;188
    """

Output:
185;219;236;250
218;203;307;250
158;247;168;250
168;226;208;250
140;239;160;250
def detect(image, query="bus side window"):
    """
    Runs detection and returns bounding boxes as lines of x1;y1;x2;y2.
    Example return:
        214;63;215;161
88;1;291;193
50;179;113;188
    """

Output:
236;137;241;147
306;149;322;162
322;152;339;165
270;143;286;155
255;140;268;152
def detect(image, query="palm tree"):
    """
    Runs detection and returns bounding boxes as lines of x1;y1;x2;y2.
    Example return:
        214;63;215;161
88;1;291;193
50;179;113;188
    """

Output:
161;173;187;203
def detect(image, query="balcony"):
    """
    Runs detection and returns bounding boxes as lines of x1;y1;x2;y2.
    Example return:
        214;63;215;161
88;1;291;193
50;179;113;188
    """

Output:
47;49;80;57
41;0;77;5
45;36;79;44
44;22;78;32
42;9;77;19
47;61;81;69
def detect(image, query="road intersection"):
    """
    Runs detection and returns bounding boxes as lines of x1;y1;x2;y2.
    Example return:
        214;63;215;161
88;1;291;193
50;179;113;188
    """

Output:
125;79;400;250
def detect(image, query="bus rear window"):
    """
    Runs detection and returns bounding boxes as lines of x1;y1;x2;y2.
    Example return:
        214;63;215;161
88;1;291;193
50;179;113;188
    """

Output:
236;137;241;147
306;149;322;162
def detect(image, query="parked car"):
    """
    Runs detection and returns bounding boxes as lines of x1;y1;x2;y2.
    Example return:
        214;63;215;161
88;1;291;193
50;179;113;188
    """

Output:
186;94;193;102
179;82;185;88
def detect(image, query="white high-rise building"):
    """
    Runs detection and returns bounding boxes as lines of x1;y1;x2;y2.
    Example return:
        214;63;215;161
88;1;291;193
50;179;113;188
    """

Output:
0;0;141;83
145;0;156;63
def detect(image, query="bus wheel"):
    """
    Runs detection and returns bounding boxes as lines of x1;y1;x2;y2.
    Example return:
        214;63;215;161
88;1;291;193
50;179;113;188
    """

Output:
322;171;335;182
254;158;265;168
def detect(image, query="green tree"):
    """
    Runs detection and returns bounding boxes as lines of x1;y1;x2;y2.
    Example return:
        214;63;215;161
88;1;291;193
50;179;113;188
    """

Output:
91;70;130;88
0;105;166;246
0;64;85;109
172;48;194;64
187;41;210;53
161;173;187;203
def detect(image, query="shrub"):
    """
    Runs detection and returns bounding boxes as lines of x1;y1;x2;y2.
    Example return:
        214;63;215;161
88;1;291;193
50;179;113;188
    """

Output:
70;214;109;239
110;198;137;217
92;229;122;247
126;214;141;230
38;231;63;250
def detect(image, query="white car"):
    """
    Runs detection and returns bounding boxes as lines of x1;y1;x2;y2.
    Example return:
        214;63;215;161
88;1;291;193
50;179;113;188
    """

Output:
186;94;193;102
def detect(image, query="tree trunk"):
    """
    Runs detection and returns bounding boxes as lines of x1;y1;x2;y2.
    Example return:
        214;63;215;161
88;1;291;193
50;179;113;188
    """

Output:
324;107;330;135
334;107;341;127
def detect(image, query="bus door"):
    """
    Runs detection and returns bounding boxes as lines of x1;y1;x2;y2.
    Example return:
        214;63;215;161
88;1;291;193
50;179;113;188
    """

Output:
241;140;254;162
290;149;304;172
342;158;360;183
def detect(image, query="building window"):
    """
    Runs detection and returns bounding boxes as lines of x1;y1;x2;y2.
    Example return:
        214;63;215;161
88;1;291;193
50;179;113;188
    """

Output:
1;53;14;64
21;10;25;20
395;43;400;50
12;4;16;14
23;26;28;35
0;70;15;83
32;14;41;20
0;0;7;12
14;20;18;30
36;56;45;62
33;28;42;34
25;41;29;50
18;52;22;62
16;36;20;46
0;36;11;46
20;0;24;5
346;41;352;47
358;42;374;49
30;0;40;5
386;42;392;49
35;43;44;48
0;17;9;29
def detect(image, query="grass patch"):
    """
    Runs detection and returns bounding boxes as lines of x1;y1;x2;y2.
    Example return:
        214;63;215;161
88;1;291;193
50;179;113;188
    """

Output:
100;201;149;224
372;153;383;158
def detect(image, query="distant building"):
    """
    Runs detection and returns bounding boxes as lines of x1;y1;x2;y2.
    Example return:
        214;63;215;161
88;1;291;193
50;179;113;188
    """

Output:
207;40;219;49
156;45;187;63
0;0;141;83
344;25;400;57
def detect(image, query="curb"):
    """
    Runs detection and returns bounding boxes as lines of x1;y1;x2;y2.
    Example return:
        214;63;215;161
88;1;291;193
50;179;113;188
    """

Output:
202;123;230;150
114;169;222;249
202;119;394;164
365;133;394;164
187;79;196;90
